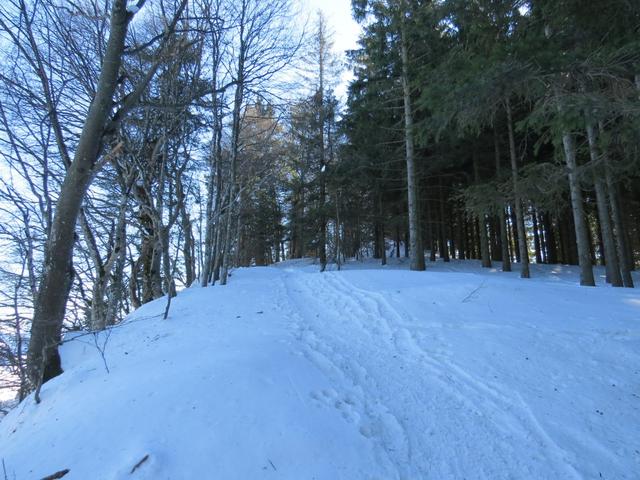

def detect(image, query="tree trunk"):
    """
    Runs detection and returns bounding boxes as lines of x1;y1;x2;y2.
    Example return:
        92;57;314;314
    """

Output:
604;162;634;288
221;4;247;285
532;209;543;264
176;173;195;287
27;0;135;388
559;132;595;285
400;11;424;271
543;212;558;264
505;99;529;278
426;197;436;262
219;188;235;286
438;181;450;262
318;102;327;272
473;153;491;268
586;124;622;286
201;112;222;286
490;217;501;261
456;209;466;260
494;131;511;271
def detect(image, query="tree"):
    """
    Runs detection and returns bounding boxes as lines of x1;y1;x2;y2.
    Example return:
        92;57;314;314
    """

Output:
352;0;425;270
25;0;188;391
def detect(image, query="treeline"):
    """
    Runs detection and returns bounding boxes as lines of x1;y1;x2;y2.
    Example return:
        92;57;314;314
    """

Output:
336;0;640;286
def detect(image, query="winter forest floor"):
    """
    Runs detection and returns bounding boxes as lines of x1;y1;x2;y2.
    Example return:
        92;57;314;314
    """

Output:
0;259;639;479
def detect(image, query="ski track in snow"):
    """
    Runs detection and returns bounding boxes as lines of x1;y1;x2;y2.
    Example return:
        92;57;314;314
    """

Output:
280;268;586;479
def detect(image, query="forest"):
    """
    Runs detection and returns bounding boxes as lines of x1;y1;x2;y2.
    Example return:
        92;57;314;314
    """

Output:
0;0;639;419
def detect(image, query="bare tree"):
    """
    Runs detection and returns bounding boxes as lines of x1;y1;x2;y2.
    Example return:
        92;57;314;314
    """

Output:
22;0;189;391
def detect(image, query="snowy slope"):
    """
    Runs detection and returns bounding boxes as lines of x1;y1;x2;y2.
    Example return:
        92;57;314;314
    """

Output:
0;260;639;479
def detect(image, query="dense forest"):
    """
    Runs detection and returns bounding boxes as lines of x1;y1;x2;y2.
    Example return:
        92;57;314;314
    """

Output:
0;0;638;402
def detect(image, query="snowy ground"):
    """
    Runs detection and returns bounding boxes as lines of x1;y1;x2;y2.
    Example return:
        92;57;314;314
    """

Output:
0;259;639;479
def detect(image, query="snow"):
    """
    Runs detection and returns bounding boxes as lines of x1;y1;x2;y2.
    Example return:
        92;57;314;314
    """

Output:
126;2;140;14
0;259;639;479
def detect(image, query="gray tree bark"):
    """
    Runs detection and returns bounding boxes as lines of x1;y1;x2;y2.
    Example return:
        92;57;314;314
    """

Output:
494;131;511;272
505;98;529;278
399;8;425;271
27;0;187;389
473;153;491;268
600;122;634;288
27;0;137;388
559;130;595;286
220;0;248;286
586;124;622;286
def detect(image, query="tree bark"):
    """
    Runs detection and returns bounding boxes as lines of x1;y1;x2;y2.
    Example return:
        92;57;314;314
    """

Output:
559;131;595;285
603;155;634;287
586;124;622;286
317;14;328;272
473;153;491;268
27;0;136;388
543;212;558;264
505;99;529;278
221;1;247;285
399;9;424;271
494;131;511;271
437;182;449;262
532;209;543;264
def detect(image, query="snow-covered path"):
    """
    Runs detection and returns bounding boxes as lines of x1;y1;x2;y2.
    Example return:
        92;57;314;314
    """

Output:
278;265;638;479
1;260;638;479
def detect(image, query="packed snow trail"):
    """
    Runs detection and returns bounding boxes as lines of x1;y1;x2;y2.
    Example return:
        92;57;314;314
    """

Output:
0;260;638;479
281;268;582;479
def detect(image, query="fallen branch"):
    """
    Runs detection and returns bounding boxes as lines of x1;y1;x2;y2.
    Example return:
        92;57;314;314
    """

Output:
40;469;70;480
130;454;149;474
462;281;485;303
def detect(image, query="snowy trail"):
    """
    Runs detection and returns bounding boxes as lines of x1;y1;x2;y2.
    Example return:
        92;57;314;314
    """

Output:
280;267;608;479
1;260;638;479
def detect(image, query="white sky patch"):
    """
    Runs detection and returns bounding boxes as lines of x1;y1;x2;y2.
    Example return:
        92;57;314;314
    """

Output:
296;0;362;102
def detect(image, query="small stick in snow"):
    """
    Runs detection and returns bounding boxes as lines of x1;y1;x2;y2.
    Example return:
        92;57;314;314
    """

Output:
40;469;70;480
130;454;149;474
461;281;485;303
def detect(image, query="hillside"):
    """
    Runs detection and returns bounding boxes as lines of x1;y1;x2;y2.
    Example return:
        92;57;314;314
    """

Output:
0;260;639;480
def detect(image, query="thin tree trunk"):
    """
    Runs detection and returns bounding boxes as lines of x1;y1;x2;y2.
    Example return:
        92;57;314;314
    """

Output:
604;161;634;288
543;212;558;264
221;3;247;285
509;206;519;263
201;125;221;286
318;53;327;272
532;209;543;264
335;189;342;270
495;131;511;271
438;182;450;262
473;154;491;268
426;197;436;262
586;124;622;286
505;99;529;278
219;188;235;286
176;173;195;287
